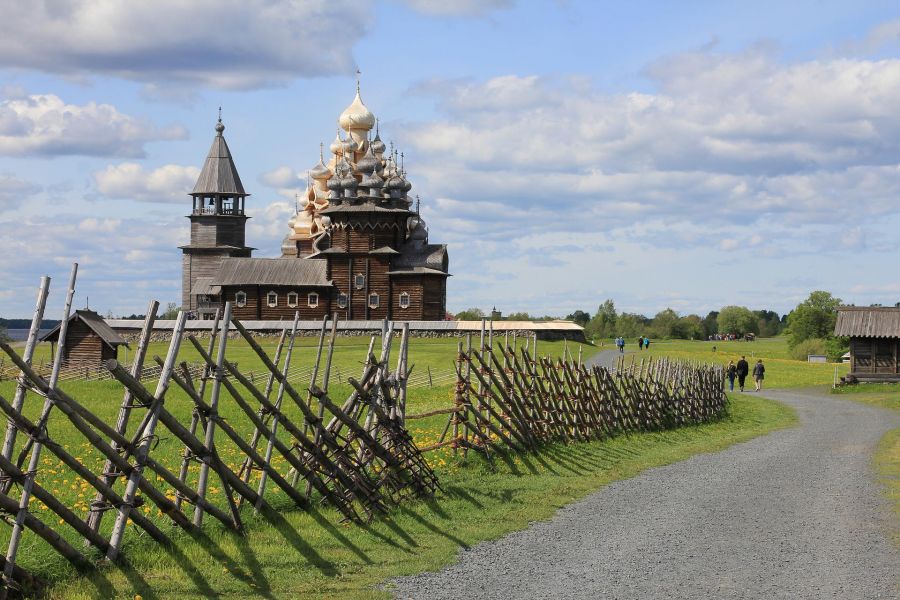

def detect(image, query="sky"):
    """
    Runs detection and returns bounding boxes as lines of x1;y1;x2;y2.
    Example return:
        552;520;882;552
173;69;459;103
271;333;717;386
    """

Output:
2;0;900;320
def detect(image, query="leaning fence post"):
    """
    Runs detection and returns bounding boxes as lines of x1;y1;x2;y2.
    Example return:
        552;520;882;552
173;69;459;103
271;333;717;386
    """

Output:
0;275;50;469
2;263;77;598
105;310;187;561
193;302;232;527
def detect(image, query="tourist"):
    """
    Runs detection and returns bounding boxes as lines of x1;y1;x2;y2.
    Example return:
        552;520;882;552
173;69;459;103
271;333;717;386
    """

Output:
644;337;650;350
736;356;749;392
753;359;765;391
726;360;736;392
638;336;644;350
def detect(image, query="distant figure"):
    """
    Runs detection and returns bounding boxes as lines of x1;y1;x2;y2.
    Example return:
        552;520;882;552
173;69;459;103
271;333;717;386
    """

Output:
726;360;736;392
616;336;624;354
638;336;644;350
735;356;749;392
712;345;717;353
644;337;650;350
753;359;765;391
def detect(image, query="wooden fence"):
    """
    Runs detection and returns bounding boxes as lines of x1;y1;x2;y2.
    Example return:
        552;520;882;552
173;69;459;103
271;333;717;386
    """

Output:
0;268;726;597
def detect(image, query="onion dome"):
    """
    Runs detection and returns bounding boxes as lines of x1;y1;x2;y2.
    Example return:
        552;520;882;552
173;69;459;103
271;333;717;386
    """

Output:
407;215;428;241
371;130;386;155
401;175;412;194
329;132;345;155
310;158;332;181
341;136;358;155
360;169;383;192
356;144;378;175
327;171;343;199
339;90;376;131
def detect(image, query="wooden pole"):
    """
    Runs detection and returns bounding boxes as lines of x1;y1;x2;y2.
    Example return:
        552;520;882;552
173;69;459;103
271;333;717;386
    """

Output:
86;299;158;537
2;263;76;598
193;302;232;526
0;275;50;467
105;311;187;561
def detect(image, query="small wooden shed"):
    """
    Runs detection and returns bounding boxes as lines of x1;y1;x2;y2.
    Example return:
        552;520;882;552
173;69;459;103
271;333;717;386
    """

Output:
40;310;128;366
834;306;900;381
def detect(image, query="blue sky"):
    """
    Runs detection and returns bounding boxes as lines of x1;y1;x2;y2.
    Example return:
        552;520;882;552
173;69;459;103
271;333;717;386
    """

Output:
2;0;900;319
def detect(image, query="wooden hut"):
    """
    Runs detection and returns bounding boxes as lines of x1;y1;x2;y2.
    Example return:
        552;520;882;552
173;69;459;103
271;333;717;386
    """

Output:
40;310;128;366
834;307;900;381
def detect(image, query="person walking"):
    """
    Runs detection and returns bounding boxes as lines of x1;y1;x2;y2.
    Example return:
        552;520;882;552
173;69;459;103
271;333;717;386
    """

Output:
753;359;765;391
644;337;650;350
616;336;624;354
726;360;737;392
736;355;749;392
638;336;644;351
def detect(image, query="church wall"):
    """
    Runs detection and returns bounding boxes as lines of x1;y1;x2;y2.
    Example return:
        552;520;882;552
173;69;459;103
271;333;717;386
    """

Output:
422;276;446;320
221;285;332;320
391;276;424;320
368;258;390;320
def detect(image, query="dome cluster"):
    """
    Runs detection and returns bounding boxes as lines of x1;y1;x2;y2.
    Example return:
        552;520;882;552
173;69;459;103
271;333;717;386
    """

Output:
284;86;421;253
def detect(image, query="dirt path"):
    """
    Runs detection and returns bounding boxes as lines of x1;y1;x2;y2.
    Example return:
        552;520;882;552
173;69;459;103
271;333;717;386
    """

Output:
391;389;899;599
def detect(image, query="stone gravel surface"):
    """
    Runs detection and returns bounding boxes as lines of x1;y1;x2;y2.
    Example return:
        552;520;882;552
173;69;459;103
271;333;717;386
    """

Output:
391;388;899;599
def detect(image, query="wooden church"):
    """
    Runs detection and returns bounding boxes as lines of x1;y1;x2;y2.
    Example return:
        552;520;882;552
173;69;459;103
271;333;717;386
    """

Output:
182;88;449;321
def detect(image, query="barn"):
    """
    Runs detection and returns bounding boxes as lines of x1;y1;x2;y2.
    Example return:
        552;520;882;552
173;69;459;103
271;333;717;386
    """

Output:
834;306;900;382
40;310;128;366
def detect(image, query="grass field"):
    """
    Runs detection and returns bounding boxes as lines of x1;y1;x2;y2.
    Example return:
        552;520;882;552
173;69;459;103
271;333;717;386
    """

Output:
38;393;794;600
0;334;833;598
602;336;847;388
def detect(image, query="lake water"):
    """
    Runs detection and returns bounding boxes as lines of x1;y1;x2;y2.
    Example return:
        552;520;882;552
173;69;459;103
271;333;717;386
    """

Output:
6;329;51;341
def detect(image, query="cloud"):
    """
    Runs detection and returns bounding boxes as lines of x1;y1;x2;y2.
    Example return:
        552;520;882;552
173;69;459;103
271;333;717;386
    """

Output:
0;93;186;157
259;166;299;188
0;1;370;89
94;163;200;203
396;0;514;17
0;175;41;211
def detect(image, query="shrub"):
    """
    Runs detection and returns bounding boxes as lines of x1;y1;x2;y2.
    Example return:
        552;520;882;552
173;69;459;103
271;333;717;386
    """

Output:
789;338;827;361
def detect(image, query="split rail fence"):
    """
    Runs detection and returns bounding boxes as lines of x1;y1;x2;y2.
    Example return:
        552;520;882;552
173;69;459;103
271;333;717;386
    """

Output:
0;267;726;597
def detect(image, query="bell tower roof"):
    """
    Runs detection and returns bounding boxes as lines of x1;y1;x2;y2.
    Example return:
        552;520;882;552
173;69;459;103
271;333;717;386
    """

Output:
192;112;248;196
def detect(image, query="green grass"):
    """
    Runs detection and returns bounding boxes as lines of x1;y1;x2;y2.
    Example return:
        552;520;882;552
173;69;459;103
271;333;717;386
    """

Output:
600;337;847;388
36;393;794;599
827;385;899;548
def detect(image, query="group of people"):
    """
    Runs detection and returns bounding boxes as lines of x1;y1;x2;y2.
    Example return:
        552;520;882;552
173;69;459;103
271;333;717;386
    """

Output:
614;336;651;353
726;356;765;392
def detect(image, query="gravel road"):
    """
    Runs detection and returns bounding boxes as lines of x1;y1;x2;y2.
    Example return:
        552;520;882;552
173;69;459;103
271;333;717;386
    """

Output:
391;388;900;599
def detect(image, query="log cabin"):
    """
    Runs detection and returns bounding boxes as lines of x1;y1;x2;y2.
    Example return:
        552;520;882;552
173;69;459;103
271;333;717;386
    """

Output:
40;310;128;366
834;306;900;382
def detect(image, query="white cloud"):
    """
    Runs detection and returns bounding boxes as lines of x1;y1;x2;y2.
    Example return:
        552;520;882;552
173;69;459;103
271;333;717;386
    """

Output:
0;175;40;211
259;166;299;188
94;163;200;203
0;93;186;157
396;0;514;17
0;1;370;89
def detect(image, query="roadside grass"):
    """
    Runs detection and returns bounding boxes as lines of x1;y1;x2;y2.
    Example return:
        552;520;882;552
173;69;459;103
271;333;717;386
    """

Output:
0;337;593;592
35;393;795;599
597;337;847;388
828;385;899;547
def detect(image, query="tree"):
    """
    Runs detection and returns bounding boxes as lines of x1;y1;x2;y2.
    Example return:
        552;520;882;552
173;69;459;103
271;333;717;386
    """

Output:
565;310;590;326
615;312;650;338
585;299;617;339
672;314;704;340
505;311;531;321
786;291;842;346
701;311;719;338
651;308;680;339
754;309;783;338
160;302;180;319
717;305;758;336
453;307;484;321
0;323;9;344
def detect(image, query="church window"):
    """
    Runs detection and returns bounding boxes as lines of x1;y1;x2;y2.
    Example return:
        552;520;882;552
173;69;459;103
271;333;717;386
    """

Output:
267;291;278;307
235;291;247;308
308;292;319;308
287;292;298;308
337;293;348;309
368;293;380;309
355;274;366;289
399;292;410;309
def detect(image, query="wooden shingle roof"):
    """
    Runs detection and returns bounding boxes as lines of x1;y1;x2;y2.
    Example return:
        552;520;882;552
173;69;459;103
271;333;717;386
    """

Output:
40;310;128;349
834;307;900;338
212;258;331;287
192;125;247;196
